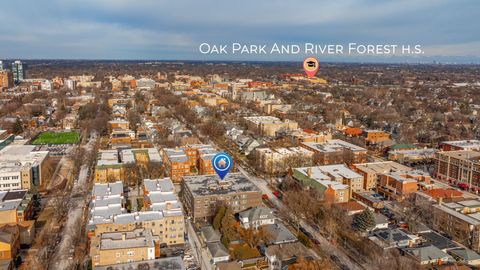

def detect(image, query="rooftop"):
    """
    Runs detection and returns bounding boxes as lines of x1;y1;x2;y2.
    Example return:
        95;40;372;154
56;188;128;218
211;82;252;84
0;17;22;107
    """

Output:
264;222;297;245
353;161;412;175
422;188;463;200
315;164;362;180
420;231;458;250
243;115;282;124
0;145;49;170
442;140;480;150
206;242;229;258
143;178;183;213
120;148;162;164
265;242;311;261
434;204;480;225
239;206;274;223
301;139;367;153
294;167;349;190
0;189;29;211
383;171;418;184
92;181;123;198
93;256;185;270
163;148;188;163
448;248;480;262
404;245;453;262
200;225;221;243
99;228;157;250
183;173;261;196
437;150;480;162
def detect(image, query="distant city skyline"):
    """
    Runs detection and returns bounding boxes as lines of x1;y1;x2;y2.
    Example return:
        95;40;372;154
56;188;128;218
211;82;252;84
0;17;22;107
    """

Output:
0;0;479;63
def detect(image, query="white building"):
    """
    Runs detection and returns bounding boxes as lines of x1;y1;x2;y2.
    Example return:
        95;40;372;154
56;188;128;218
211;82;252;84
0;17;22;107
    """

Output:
238;206;275;229
136;78;156;90
65;79;76;90
0;145;49;191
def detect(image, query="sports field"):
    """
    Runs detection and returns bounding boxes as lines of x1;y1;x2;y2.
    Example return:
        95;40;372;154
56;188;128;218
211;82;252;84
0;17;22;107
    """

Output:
32;131;80;145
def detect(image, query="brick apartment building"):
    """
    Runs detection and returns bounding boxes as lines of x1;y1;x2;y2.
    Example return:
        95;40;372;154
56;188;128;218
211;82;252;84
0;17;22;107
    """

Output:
300;139;367;165
162;144;218;182
243;116;298;137
182;173;262;221
435;150;480;191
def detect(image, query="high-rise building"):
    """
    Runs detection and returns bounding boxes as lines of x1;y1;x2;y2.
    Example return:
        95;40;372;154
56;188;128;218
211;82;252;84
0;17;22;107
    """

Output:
11;60;24;84
0;70;13;90
0;60;4;71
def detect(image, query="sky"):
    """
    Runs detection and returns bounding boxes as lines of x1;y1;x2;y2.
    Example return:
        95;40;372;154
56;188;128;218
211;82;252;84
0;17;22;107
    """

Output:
0;0;479;63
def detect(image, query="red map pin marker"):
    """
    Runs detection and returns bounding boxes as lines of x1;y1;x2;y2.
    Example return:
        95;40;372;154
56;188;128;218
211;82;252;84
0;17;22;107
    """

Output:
303;57;319;78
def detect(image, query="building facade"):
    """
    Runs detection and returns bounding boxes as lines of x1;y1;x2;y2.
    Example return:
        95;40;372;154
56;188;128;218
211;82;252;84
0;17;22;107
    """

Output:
182;173;262;221
90;228;159;267
435;151;480;191
11;61;24;84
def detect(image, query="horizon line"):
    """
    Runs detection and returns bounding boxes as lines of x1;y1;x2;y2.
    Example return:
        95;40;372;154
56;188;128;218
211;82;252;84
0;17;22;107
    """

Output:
2;58;480;66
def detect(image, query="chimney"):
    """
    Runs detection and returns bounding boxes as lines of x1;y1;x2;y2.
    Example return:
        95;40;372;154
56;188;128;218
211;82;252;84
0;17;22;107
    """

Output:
307;168;312;177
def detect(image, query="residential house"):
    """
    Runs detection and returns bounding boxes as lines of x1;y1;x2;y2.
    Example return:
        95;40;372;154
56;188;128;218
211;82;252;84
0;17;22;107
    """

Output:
265;242;312;270
404;245;454;266
300;139;367;166
238;206;275;229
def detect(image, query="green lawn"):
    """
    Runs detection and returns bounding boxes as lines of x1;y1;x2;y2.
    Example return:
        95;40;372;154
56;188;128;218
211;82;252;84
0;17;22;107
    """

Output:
33;131;80;145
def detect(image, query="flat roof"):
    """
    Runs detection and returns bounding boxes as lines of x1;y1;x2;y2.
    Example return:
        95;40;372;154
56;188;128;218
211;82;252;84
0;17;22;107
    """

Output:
315;164;362;179
457;200;480;208
442;140;480;149
294;167;349;190
93;256;185;270
144;178;174;193
183;173;261;197
243;116;282;124
434;204;480;225
383;171;418;183
437;150;480;162
302;139;367;153
353;161;412;175
99;228;157;250
163;148;188;163
92;181;123;198
0;145;49;167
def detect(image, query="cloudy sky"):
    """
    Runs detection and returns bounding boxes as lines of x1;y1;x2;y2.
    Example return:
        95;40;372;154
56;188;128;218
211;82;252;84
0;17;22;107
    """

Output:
0;0;479;62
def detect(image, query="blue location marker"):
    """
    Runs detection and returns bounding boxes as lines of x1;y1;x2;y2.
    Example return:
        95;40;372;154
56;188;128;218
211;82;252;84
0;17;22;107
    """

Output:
212;152;233;180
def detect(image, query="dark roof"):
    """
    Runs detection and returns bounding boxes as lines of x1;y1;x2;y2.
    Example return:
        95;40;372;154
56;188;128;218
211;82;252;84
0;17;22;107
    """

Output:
374;228;411;243
420;231;458;250
3;190;26;201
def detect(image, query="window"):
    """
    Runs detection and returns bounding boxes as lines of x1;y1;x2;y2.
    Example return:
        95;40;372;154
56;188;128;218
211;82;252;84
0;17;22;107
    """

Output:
116;253;121;257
